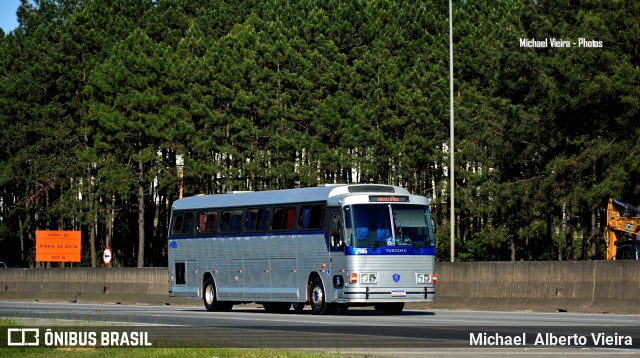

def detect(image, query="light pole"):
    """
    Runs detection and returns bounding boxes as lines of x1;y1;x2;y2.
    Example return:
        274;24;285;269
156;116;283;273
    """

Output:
448;0;455;262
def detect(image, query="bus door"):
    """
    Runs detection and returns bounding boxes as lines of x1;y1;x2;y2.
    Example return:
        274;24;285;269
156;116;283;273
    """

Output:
328;209;346;296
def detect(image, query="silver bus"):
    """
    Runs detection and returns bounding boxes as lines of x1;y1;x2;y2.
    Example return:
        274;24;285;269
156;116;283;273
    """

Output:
168;184;436;314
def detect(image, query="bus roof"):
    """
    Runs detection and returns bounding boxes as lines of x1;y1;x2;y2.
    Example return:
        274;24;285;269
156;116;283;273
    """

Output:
172;184;415;211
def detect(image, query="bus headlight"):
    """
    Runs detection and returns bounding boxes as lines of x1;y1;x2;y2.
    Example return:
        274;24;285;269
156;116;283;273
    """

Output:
351;272;378;284
416;273;432;284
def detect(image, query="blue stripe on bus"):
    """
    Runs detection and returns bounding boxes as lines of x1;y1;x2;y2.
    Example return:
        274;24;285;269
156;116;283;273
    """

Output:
169;231;332;252
345;246;436;256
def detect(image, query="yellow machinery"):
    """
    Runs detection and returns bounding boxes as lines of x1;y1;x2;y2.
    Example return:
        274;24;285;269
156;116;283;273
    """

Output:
605;199;640;260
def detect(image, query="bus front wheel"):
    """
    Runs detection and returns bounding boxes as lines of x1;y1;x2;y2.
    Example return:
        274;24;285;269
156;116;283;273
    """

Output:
309;279;329;315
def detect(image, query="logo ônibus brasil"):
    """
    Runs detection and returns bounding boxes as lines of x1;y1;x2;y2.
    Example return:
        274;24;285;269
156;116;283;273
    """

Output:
6;328;152;347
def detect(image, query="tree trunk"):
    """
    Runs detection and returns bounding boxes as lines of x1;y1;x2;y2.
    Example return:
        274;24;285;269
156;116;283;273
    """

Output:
564;202;574;261
137;159;145;268
18;214;25;265
589;208;597;259
89;191;96;268
106;194;113;263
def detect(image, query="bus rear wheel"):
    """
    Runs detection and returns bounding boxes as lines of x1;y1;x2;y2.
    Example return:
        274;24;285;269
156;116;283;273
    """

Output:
309;279;329;315
203;277;233;311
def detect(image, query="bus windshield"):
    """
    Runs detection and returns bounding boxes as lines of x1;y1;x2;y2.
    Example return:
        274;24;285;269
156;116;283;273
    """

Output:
344;204;435;248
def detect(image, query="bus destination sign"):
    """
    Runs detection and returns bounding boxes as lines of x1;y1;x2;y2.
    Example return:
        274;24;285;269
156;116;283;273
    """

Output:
368;195;410;203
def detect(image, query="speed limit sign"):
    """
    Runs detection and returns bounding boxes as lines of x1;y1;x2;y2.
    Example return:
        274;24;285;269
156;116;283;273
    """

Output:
102;248;112;265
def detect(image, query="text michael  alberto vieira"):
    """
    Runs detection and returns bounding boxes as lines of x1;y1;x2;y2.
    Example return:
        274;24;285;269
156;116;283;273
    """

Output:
520;37;603;48
470;332;633;347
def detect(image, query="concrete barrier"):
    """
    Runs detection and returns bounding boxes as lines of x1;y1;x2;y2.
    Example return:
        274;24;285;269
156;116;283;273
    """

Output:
0;268;188;305
426;261;640;313
1;261;639;313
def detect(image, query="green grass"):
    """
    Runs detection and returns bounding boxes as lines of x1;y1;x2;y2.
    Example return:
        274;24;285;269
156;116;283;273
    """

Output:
1;347;334;358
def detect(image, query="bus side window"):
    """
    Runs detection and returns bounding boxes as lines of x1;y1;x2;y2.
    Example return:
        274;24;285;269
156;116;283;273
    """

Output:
231;211;241;232
171;212;193;236
207;212;218;233
311;205;325;229
300;206;311;229
182;213;193;235
220;209;242;233
258;209;269;231
246;209;257;231
198;211;217;234
272;208;282;230
299;205;324;230
286;207;295;229
220;210;242;233
272;207;296;231
170;214;184;236
343;206;353;245
245;208;268;232
220;211;230;232
197;212;205;234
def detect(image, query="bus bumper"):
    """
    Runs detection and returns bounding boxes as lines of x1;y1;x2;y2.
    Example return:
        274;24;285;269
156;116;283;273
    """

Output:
340;286;435;303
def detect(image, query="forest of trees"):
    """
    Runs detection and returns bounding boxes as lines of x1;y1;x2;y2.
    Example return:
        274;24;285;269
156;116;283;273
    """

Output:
0;0;638;267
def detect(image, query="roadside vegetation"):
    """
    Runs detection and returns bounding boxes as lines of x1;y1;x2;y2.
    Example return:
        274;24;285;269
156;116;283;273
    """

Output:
1;1;638;265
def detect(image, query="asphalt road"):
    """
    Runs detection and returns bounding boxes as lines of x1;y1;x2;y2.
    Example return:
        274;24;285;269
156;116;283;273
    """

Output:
1;301;639;356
